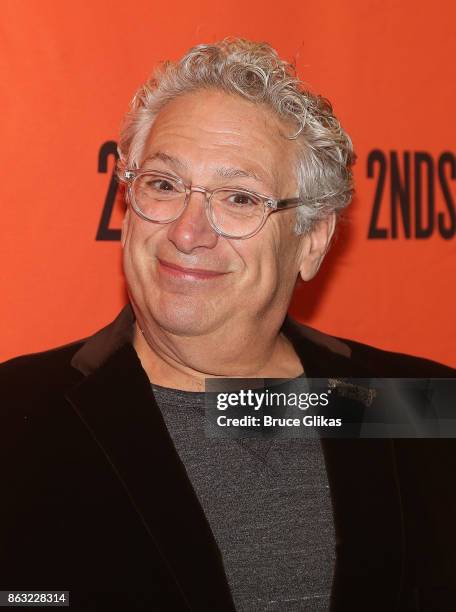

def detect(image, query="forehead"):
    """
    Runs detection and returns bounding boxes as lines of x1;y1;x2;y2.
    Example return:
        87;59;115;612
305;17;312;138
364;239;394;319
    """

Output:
141;89;298;194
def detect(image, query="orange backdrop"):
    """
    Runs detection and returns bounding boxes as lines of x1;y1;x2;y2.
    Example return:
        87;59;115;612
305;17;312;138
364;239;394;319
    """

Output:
1;0;455;366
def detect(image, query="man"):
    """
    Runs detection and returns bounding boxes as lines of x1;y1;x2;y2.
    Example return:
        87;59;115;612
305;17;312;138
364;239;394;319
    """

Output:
1;39;455;612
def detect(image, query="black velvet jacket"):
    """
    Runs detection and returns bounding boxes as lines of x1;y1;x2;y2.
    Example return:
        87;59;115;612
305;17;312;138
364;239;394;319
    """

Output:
1;305;455;612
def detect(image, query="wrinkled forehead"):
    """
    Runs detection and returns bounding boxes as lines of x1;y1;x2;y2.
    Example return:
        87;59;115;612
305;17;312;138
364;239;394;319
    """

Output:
140;89;300;197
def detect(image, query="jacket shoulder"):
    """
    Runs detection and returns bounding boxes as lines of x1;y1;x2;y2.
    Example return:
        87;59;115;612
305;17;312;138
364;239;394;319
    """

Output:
338;334;456;377
284;317;455;377
0;339;86;393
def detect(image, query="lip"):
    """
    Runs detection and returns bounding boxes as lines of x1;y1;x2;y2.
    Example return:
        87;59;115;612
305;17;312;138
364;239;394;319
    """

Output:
158;258;228;280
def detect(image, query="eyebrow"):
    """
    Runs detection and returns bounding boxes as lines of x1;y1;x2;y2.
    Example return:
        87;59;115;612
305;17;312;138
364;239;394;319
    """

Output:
142;152;187;171
142;151;267;185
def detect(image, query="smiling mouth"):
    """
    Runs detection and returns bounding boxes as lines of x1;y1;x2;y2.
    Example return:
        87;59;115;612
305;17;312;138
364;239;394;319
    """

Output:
157;258;228;279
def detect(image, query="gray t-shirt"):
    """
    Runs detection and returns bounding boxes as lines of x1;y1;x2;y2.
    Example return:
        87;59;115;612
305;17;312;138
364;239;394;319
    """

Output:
151;383;335;611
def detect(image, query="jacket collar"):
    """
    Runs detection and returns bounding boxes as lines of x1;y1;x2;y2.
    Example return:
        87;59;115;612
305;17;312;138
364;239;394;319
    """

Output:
70;302;354;379
70;304;136;377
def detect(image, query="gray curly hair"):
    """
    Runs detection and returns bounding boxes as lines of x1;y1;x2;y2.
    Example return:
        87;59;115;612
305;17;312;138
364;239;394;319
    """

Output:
117;38;355;234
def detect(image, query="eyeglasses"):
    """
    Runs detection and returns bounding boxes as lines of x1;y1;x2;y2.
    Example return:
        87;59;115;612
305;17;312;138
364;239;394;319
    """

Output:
123;169;308;239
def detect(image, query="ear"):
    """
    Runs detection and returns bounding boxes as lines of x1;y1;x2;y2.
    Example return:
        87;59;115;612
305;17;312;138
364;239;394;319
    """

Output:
121;208;131;248
298;213;336;281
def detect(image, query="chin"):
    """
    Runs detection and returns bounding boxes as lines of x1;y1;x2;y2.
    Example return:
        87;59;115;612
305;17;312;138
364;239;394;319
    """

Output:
147;297;220;338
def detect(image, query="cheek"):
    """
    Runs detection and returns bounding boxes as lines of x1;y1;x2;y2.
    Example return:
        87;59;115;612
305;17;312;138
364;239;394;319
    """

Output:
242;219;301;295
234;238;280;295
122;221;159;278
128;218;164;250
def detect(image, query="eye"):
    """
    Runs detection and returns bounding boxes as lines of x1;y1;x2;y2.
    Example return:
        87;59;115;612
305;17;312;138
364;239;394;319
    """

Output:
226;192;259;207
148;178;177;192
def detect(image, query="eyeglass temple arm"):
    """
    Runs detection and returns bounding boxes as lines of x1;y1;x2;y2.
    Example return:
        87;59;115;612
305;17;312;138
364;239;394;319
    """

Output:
272;197;308;211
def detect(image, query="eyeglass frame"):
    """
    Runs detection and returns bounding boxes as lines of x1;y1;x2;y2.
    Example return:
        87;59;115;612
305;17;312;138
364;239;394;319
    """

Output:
123;168;309;240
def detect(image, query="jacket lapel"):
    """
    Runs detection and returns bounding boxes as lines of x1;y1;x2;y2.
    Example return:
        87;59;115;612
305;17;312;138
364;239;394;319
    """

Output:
283;316;405;610
66;340;236;611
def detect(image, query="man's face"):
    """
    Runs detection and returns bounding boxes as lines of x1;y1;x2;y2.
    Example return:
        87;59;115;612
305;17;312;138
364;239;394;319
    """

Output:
121;89;310;338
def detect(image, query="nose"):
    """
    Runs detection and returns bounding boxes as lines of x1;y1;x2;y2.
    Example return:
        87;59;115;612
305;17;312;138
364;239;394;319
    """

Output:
167;190;219;254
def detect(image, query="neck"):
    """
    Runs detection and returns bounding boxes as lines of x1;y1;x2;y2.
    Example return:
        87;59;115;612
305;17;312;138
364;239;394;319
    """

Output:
132;316;304;391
